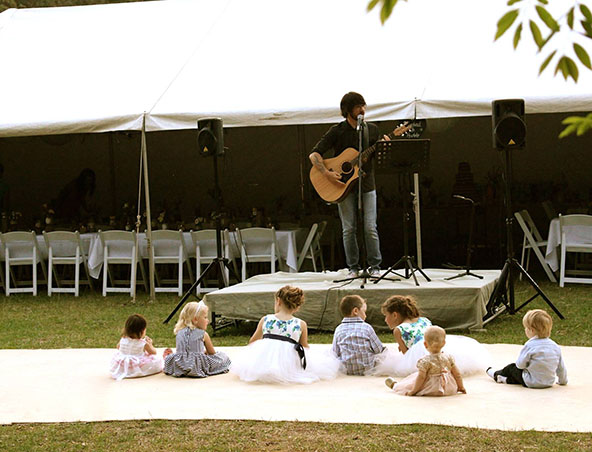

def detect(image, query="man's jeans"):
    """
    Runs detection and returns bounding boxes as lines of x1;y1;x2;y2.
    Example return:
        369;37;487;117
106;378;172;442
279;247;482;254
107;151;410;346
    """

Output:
337;189;382;271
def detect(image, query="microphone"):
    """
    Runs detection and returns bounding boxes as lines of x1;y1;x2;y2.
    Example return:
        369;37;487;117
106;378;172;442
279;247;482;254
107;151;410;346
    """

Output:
356;114;364;131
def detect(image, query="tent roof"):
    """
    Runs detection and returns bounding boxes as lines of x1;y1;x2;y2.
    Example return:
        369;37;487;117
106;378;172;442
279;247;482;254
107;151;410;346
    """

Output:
1;0;590;137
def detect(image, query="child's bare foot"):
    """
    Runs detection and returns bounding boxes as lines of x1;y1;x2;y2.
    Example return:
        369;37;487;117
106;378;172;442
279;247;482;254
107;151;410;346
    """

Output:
163;348;173;358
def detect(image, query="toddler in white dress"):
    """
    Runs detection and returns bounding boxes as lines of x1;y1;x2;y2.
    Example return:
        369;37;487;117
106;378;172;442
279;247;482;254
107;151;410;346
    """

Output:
110;314;164;381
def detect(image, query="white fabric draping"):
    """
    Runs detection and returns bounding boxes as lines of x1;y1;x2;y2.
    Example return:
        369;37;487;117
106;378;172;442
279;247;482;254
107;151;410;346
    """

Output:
1;0;591;137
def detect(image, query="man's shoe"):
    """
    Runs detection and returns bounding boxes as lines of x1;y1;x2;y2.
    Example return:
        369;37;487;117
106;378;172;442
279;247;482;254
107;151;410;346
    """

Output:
347;269;359;278
369;267;381;277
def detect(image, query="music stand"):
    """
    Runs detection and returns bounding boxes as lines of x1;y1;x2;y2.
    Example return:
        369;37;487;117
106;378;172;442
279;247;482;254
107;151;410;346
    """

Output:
373;139;431;286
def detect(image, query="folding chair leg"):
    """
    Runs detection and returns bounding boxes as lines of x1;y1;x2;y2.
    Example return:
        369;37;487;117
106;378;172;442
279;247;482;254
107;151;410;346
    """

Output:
178;259;183;296
74;257;80;297
48;258;53;296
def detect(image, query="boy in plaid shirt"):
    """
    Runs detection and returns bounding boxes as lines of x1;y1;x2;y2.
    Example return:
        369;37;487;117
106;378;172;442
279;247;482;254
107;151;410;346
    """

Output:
332;295;385;375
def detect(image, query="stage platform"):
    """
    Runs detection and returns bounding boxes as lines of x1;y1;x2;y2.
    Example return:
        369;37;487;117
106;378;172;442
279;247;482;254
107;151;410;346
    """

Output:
203;268;501;332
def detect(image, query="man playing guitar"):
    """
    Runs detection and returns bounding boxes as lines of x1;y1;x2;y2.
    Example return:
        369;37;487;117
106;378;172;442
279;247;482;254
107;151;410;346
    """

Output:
309;92;409;277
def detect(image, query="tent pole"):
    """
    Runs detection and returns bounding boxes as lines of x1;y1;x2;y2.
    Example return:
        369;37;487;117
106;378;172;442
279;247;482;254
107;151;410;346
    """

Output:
141;116;155;301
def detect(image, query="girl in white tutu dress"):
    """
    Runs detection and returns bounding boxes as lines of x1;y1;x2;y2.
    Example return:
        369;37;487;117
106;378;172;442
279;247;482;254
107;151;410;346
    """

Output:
385;326;466;396
231;285;341;384
373;295;491;377
110;314;164;381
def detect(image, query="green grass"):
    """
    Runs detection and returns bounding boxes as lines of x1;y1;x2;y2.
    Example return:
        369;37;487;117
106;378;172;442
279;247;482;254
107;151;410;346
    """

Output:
0;281;590;349
0;280;591;451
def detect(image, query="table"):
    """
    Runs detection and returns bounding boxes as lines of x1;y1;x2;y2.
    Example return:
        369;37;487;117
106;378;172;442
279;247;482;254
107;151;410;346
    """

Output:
87;229;306;279
545;217;592;272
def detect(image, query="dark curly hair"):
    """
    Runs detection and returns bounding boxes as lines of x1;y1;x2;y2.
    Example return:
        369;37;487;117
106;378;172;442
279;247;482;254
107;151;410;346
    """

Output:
275;285;305;311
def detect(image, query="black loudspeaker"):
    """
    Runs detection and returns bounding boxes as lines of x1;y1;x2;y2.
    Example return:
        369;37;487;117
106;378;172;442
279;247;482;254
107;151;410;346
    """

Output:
492;99;526;150
197;117;224;156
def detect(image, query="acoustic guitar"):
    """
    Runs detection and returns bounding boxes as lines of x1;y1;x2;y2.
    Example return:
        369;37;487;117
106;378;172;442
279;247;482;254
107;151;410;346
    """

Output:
309;122;413;203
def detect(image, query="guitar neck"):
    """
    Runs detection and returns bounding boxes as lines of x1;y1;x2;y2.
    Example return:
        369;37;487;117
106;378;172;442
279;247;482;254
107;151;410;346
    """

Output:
358;130;398;163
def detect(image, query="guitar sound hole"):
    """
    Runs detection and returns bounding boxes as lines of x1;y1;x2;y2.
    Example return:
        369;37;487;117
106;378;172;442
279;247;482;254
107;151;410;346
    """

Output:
341;162;352;174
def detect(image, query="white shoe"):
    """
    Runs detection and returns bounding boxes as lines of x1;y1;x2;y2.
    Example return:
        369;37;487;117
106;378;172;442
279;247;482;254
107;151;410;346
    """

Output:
385;377;396;389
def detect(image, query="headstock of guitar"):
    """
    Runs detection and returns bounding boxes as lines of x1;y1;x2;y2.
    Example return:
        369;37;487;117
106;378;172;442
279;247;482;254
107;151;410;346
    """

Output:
395;119;427;138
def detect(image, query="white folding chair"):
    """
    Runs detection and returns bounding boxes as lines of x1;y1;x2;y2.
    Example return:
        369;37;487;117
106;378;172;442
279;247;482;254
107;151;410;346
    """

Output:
99;230;147;297
150;229;193;295
559;214;592;287
236;227;281;281
0;231;47;296
296;223;318;272
43;230;93;296
514;210;556;282
191;229;238;294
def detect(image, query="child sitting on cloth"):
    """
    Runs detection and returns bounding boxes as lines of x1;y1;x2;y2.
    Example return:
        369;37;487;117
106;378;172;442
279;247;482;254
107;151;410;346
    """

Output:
487;309;567;388
385;326;466;396
332;295;386;375
231;285;340;384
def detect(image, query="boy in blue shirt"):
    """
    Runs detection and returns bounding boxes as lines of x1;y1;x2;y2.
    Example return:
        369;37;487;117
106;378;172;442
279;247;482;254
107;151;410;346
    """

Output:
487;309;567;388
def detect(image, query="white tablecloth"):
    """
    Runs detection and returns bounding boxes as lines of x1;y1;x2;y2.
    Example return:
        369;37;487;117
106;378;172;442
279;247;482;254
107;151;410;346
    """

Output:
87;229;306;279
545;217;592;272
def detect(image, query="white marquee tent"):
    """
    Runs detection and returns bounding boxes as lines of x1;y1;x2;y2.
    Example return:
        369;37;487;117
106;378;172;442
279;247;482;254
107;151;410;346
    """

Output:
1;0;590;299
1;0;591;138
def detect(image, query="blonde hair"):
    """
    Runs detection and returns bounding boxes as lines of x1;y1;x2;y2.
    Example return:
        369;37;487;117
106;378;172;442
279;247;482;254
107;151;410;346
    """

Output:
339;295;365;317
275;285;305;311
424;325;446;351
523;309;552;338
381;295;420;319
173;301;207;334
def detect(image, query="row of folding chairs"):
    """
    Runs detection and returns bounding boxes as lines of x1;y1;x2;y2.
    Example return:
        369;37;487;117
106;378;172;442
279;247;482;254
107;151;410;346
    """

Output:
514;210;592;287
0;222;328;297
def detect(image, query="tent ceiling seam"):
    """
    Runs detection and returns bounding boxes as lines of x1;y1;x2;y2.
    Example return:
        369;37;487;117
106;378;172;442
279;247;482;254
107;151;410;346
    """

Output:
147;0;234;116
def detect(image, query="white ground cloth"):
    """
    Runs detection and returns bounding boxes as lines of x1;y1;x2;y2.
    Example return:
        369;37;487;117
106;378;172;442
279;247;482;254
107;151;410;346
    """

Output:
0;344;590;432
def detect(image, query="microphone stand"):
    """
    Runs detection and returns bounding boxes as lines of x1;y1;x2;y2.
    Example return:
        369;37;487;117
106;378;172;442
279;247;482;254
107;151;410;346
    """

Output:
444;195;483;280
334;114;372;288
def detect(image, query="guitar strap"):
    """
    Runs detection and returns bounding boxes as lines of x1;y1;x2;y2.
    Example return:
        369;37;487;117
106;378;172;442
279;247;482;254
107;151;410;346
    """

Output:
363;122;369;151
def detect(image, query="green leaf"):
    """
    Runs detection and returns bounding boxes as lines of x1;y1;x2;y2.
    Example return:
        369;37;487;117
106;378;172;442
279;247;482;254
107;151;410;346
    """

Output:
581;4;592;23
535;6;559;31
582;20;592;39
513;22;523;48
529;20;544;49
554;57;568;78
539;49;557;74
562;115;585;124
574;43;592;69
495;10;519;40
565;56;579;81
380;0;397;24
577;120;591;136
537;0;548;4
567;7;574;29
367;0;380;13
507;0;522;5
559;122;578;138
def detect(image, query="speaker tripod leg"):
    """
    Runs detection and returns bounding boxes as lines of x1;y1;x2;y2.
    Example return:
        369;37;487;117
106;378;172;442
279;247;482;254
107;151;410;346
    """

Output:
513;260;564;319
